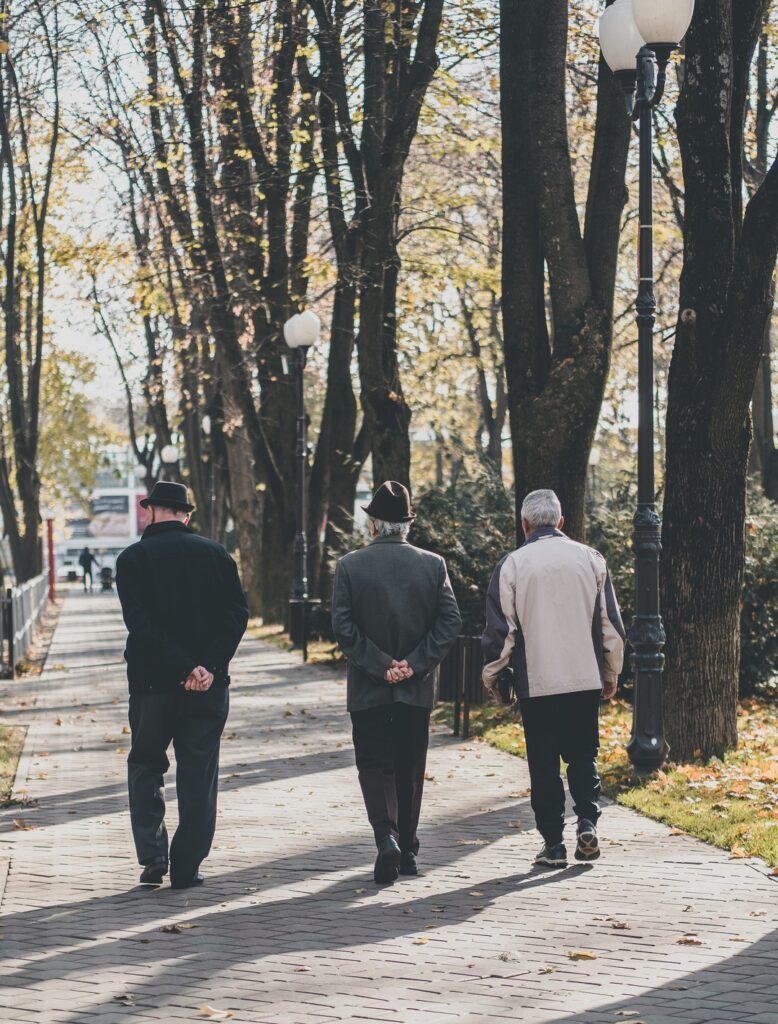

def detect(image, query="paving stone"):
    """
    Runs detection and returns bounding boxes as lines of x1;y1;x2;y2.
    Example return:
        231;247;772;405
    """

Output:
0;592;776;1024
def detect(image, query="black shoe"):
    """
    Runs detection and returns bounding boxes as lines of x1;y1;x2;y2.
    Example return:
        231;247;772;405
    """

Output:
373;836;401;885
139;858;168;885
399;851;418;876
575;819;600;861
170;872;204;890
533;842;567;868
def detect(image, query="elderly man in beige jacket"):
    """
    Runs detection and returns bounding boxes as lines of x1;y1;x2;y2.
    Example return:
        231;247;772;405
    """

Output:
482;489;626;869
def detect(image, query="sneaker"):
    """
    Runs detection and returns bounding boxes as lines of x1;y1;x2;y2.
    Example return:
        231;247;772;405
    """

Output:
575;819;600;861
533;842;567;868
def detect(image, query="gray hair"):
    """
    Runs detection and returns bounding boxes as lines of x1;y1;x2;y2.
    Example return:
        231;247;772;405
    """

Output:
369;517;411;540
521;489;562;530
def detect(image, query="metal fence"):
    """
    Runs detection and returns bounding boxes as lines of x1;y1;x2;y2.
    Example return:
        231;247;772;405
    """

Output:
1;574;48;677
437;635;490;739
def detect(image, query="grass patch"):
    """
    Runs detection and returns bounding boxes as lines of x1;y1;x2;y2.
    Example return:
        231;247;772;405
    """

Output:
433;699;778;867
246;620;344;667
0;724;26;805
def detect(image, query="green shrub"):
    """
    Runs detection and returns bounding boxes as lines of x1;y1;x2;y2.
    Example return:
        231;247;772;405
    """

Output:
412;469;515;636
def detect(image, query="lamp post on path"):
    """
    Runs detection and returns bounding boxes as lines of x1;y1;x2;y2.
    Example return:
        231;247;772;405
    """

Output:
598;0;695;771
284;310;321;662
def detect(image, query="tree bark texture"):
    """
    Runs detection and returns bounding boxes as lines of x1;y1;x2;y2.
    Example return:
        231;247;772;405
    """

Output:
500;0;630;541
662;0;778;761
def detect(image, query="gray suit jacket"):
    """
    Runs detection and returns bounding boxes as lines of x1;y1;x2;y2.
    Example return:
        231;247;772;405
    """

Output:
331;535;462;712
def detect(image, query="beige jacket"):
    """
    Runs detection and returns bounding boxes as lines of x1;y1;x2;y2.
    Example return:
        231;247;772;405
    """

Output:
481;527;626;698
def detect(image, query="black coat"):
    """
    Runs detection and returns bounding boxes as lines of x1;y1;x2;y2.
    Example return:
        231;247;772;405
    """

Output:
116;521;249;694
331;535;462;712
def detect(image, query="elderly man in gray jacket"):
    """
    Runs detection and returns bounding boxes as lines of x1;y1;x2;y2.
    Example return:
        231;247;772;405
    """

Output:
332;481;461;884
482;489;626;869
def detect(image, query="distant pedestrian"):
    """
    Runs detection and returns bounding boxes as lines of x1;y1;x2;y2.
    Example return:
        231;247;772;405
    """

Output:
78;547;99;593
332;481;461;884
115;481;248;890
482;489;626;869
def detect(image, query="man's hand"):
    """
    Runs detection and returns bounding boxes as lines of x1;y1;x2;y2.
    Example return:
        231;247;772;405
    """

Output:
182;666;214;692
601;677;618;700
384;659;414;683
483;683;501;707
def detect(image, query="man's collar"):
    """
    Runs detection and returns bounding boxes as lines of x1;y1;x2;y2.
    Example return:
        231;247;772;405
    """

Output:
370;534;408;545
523;526;566;546
142;520;193;537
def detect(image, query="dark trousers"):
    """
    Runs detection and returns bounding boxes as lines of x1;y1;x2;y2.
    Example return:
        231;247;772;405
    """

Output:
83;569;92;592
519;689;601;845
127;686;229;882
351;703;430;854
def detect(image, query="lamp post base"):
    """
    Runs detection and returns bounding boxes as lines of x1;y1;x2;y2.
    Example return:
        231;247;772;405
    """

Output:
288;598;322;662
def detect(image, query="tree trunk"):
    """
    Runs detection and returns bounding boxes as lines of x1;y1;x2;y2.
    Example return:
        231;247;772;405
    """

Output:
661;0;778;761
500;0;630;541
220;371;264;617
309;275;360;599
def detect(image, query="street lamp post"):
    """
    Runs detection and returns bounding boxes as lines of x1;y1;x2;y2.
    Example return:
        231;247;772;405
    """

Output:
598;0;695;771
283;310;321;662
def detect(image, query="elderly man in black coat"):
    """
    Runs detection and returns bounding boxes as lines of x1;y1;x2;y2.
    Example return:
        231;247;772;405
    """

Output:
332;481;461;884
116;481;248;889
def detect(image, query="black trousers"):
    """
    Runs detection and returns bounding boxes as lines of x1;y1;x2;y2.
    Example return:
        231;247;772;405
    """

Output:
127;686;229;883
351;703;430;855
519;689;601;845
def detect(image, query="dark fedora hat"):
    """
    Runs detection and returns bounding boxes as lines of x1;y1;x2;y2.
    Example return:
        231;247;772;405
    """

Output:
139;480;195;513
361;481;416;523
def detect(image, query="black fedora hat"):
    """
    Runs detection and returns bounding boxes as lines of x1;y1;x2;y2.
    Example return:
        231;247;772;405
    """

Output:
361;481;416;523
139;480;195;513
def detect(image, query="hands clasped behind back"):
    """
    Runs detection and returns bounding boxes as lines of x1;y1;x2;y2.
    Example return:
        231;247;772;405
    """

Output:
182;665;215;692
384;659;414;684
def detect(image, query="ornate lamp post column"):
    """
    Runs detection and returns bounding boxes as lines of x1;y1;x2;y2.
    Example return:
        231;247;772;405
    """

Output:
283;310;321;662
598;0;695;771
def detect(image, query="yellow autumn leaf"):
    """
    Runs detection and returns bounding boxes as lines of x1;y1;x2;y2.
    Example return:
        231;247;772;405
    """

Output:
567;950;598;961
198;1007;234;1020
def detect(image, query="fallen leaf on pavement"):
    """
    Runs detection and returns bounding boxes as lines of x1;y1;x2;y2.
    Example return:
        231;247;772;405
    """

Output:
613;1013;640;1018
677;934;703;946
353;888;366;894
198;1006;234;1019
468;891;485;897
539;966;555;974
567;950;598;961
160;922;199;934
669;827;685;836
12;819;35;830
610;921;630;930
412;937;428;945
112;994;135;1006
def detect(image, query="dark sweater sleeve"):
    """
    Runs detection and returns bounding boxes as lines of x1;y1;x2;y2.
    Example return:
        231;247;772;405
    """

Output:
331;560;394;679
115;549;197;682
204;553;249;670
404;557;462;677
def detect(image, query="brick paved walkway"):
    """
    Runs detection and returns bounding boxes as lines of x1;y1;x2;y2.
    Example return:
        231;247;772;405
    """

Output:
0;593;775;1024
